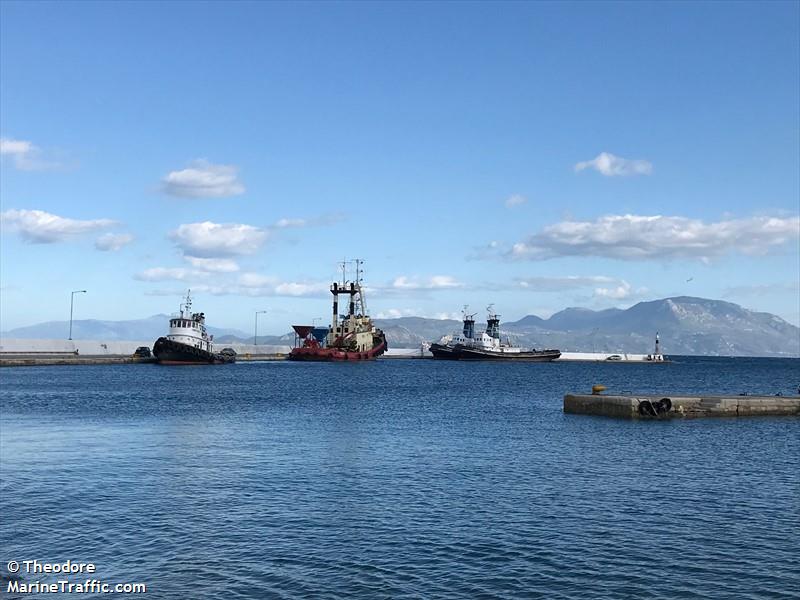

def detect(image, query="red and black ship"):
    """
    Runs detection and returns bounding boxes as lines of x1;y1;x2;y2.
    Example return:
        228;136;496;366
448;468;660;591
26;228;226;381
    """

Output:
289;261;387;362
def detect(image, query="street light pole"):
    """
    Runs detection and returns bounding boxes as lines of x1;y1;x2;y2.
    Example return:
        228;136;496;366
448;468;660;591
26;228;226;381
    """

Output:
69;290;87;340
254;310;267;346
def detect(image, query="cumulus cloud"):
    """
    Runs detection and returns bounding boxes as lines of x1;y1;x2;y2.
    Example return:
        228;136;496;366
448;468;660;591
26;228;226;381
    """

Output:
0;137;63;171
238;273;275;288
236;272;328;296
274;282;329;296
95;233;134;251
161;160;245;198
375;308;462;320
169;221;268;257
723;281;800;298
134;267;209;282
504;194;527;208
515;275;647;300
507;214;800;261
574;152;653;177
143;278;328;298
376;308;419;319
273;218;307;228
270;214;345;229
1;209;116;243
516;275;617;291
184;256;240;273
593;280;633;299
391;275;463;290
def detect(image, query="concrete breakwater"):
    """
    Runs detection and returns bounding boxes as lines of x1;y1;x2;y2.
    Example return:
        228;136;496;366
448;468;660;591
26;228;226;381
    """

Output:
1;339;670;365
564;393;800;419
0;338;291;366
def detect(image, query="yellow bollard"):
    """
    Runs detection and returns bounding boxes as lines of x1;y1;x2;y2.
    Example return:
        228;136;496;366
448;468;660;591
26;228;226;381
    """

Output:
592;384;606;395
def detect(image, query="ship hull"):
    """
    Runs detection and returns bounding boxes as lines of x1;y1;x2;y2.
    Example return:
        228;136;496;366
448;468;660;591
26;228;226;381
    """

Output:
430;343;560;362
288;338;387;362
153;337;235;365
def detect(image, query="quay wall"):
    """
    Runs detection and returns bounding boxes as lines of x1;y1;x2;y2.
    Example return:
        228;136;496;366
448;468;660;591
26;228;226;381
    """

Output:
564;393;800;419
557;352;655;362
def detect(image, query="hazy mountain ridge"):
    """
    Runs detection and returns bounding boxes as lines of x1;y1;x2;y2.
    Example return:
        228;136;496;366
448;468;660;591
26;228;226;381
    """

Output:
2;297;798;357
375;297;798;357
1;314;251;342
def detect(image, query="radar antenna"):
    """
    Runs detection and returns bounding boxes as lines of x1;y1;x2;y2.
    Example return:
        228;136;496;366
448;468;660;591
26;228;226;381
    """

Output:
462;305;477;320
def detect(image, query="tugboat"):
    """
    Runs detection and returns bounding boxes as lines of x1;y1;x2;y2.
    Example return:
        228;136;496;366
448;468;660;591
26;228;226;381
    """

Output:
289;260;387;361
430;306;561;361
153;290;236;365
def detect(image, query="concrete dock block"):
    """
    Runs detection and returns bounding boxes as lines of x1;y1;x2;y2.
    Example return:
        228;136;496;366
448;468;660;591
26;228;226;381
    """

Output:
564;393;800;419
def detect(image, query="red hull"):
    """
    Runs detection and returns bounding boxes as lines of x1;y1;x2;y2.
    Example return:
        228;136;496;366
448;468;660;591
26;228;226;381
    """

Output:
288;340;387;362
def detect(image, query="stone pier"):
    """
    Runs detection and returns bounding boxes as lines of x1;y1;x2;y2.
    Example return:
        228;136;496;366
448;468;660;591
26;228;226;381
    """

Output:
564;393;800;419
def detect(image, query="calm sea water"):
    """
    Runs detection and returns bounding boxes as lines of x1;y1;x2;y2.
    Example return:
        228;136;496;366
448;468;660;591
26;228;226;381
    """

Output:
1;357;798;599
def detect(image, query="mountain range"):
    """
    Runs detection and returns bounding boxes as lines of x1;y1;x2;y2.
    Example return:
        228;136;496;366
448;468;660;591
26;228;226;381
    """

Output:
2;297;798;357
0;314;251;343
375;297;799;357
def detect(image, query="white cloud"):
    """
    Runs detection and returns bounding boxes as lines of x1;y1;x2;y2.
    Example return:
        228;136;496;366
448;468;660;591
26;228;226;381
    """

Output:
274;282;329;296
237;273;328;296
270;214;344;229
376;308;418;319
391;275;463;290
504;194;527;208
507;214;800;261
161;160;245;198
1;209;116;243
238;273;275;288
169;221;268;257
184;256;240;273
0;138;33;156
516;275;617;291
273;218;308;228
134;267;209;282
574;152;653;177
95;233;134;251
0;137;63;171
375;308;462;320
593;280;633;299
723;282;800;298
144;277;328;298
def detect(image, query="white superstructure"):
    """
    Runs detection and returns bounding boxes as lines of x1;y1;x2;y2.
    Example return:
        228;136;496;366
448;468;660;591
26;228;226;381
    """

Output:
436;306;523;355
166;290;213;353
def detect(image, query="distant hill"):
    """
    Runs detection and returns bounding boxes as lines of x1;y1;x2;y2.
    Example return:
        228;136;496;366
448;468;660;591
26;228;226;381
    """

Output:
1;314;250;342
380;297;800;357
2;297;798;357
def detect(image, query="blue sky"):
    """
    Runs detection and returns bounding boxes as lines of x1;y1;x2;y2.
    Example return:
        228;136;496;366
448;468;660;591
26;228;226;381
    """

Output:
2;1;798;334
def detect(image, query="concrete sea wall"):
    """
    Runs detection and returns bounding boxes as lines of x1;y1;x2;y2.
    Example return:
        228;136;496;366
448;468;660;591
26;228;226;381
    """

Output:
564;393;800;419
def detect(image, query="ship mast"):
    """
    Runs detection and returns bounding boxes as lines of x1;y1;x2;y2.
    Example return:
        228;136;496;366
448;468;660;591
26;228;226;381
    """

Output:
180;289;192;317
352;258;367;316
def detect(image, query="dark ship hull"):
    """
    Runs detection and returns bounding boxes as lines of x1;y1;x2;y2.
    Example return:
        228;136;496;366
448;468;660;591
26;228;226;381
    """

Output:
430;343;560;362
288;335;387;362
153;337;235;365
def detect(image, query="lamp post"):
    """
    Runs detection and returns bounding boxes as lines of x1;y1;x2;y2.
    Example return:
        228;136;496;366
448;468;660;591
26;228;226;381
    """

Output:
69;290;87;340
254;310;267;346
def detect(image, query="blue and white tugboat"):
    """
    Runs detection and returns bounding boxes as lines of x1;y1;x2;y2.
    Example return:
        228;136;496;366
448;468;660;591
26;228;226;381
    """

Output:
430;306;561;361
153;291;235;365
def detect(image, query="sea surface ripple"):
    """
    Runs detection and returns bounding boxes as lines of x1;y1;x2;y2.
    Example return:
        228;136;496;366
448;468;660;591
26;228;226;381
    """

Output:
1;357;798;598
